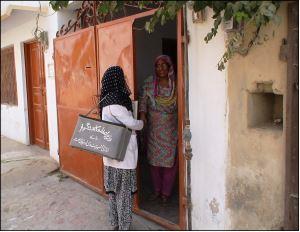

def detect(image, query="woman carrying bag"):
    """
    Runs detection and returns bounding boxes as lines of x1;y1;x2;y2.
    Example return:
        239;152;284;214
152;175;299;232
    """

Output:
99;66;144;230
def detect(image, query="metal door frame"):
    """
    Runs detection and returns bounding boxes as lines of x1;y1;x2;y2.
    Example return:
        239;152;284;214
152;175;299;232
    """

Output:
95;9;187;230
284;2;299;230
54;8;187;230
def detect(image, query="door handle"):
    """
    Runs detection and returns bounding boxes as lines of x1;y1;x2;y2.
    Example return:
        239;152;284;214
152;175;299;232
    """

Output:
294;81;299;91
290;193;299;199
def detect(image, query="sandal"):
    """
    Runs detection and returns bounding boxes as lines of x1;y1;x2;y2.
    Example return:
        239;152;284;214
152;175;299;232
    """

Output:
161;195;169;205
148;192;160;201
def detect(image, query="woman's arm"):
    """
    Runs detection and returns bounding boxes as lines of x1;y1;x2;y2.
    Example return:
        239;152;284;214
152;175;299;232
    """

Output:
109;105;144;131
139;111;147;126
138;81;149;126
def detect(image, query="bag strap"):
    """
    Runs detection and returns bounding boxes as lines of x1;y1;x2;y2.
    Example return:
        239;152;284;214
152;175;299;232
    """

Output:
108;106;125;126
108;106;132;131
85;96;130;130
84;94;108;117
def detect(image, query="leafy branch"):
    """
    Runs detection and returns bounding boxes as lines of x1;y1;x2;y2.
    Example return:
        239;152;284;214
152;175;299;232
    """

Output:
49;1;281;71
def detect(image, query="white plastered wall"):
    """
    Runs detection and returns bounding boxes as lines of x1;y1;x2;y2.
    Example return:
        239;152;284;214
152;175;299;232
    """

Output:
187;8;229;229
1;7;60;162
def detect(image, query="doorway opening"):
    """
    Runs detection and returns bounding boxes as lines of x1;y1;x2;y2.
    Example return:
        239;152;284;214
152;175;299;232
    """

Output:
54;7;185;229
24;41;49;150
133;16;179;224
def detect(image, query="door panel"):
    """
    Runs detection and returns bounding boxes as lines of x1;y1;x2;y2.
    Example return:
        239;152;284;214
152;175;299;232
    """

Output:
55;31;97;108
54;27;104;193
25;41;49;149
96;20;135;96
33;108;44;143
176;10;187;230
95;19;136;201
58;108;103;188
41;47;49;149
285;2;299;230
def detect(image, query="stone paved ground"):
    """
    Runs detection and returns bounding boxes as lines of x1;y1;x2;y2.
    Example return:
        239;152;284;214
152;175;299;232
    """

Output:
1;136;164;230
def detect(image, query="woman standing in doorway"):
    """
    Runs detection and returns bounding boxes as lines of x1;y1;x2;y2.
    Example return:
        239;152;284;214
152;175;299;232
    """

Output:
100;66;144;230
139;55;178;204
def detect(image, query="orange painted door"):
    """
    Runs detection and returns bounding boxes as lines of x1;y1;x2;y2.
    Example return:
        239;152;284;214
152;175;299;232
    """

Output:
95;18;135;199
25;41;49;149
96;19;135;95
54;27;104;193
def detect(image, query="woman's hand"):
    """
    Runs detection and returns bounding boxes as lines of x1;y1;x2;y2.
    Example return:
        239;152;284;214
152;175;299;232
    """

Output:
140;112;147;126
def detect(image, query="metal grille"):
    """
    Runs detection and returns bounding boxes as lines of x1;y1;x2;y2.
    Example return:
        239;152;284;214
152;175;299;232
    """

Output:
1;46;18;105
56;0;162;37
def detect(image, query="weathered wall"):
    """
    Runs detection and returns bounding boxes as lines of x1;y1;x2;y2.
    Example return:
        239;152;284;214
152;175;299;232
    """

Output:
226;3;288;229
187;8;229;229
1;1;81;162
1;2;64;162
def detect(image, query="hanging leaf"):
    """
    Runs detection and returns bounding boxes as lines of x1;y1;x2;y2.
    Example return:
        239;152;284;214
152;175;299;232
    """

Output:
48;0;282;72
138;1;145;9
273;15;281;25
167;4;176;17
110;1;118;12
145;21;151;32
156;7;163;17
234;11;249;23
224;3;234;21
268;3;277;13
49;1;69;11
214;15;222;28
193;1;208;12
161;14;166;25
98;2;110;15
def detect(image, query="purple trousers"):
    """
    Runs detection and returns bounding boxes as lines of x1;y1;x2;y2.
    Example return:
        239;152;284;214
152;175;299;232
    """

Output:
150;157;178;197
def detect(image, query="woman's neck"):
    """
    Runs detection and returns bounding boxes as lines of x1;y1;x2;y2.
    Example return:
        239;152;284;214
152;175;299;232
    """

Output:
158;77;169;88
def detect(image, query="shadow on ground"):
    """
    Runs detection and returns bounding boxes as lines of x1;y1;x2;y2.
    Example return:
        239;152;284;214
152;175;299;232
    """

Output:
1;136;164;230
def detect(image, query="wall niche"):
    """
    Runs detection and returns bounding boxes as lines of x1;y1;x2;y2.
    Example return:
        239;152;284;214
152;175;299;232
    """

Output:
247;82;283;130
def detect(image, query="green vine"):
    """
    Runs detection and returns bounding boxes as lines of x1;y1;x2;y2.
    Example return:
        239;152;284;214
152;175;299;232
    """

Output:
49;1;281;71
